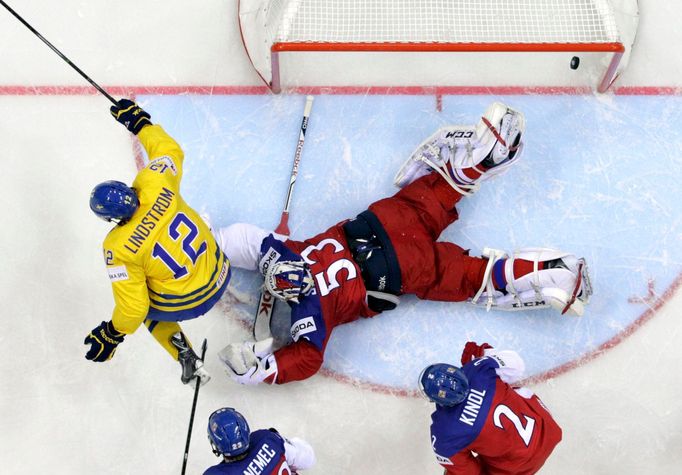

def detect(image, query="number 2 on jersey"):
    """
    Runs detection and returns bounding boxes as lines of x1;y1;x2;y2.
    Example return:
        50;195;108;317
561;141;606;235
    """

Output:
493;404;536;446
151;213;207;278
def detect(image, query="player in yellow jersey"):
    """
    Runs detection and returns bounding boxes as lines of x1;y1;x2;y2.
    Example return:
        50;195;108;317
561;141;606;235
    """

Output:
84;99;231;385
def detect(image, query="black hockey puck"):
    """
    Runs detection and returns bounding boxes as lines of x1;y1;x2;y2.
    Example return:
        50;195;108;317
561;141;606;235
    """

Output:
570;56;580;70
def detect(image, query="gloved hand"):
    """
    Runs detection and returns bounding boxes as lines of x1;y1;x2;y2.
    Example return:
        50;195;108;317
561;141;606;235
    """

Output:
84;320;125;362
110;99;152;135
218;338;277;385
460;341;492;365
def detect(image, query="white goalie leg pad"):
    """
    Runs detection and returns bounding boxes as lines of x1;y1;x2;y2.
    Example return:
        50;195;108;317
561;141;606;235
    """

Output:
393;102;525;194
394;125;479;195
474;102;526;174
470;247;593;316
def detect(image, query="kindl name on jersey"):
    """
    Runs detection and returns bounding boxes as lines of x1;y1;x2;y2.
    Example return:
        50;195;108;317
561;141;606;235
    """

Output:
124;187;175;254
459;388;487;426
243;443;277;475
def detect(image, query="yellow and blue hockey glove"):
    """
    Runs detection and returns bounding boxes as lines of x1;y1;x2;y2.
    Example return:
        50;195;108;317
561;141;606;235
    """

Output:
84;320;125;362
110;99;152;135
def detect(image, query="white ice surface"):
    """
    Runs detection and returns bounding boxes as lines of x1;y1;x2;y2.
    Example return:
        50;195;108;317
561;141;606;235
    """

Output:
1;2;681;474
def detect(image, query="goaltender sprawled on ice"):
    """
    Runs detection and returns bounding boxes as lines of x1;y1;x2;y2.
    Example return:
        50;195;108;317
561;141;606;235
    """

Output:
219;102;592;385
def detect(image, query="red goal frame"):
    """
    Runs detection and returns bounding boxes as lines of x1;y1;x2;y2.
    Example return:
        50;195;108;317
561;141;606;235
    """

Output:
268;41;625;94
238;0;627;94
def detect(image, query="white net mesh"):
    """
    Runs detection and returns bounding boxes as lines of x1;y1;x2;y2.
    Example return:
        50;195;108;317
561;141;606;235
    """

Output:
265;0;620;44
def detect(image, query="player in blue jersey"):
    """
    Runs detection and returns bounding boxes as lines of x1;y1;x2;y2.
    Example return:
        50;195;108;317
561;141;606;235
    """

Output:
205;407;315;474
419;342;562;474
84;100;231;385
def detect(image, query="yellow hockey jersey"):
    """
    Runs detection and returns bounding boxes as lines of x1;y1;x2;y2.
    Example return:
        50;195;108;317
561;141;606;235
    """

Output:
102;125;230;334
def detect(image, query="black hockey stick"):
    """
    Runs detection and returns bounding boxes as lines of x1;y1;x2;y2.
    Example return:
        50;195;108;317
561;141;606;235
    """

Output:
0;0;117;105
253;95;314;341
181;338;207;475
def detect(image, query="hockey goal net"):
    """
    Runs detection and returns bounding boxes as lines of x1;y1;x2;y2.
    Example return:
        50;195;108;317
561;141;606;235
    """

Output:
239;0;627;93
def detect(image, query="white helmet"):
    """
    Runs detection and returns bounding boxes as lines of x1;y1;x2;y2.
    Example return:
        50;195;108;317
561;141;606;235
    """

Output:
264;260;314;303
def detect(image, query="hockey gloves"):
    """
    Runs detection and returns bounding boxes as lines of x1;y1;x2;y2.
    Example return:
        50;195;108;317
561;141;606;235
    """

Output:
110;99;152;135
460;341;493;365
84;320;125;362
218;338;278;385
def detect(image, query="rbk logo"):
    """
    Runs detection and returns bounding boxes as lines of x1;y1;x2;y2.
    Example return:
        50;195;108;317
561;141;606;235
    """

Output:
259;292;274;315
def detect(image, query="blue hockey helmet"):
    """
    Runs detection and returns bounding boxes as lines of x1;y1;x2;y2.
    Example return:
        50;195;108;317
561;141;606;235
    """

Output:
89;180;139;224
208;408;251;458
418;363;470;406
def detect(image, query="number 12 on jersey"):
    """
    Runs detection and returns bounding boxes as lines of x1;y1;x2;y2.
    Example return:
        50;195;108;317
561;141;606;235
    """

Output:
152;213;207;278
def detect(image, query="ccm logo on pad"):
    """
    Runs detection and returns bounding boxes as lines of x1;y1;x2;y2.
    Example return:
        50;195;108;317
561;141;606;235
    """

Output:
291;316;317;341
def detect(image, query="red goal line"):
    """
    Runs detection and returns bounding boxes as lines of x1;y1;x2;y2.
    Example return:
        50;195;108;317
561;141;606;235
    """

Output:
0;84;680;96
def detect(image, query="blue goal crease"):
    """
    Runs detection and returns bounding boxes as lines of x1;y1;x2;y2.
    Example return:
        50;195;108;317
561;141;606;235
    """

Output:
136;93;682;389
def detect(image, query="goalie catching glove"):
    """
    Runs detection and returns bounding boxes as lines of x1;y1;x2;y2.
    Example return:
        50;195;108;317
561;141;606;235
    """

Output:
218;337;278;385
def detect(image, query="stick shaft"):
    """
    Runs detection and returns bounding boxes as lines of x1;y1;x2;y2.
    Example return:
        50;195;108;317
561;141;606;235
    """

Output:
254;96;314;340
275;95;314;236
181;339;207;475
0;0;117;104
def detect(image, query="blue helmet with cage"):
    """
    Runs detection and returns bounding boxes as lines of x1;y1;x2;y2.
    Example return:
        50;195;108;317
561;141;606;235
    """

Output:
208;408;251;458
418;363;470;406
89;180;139;224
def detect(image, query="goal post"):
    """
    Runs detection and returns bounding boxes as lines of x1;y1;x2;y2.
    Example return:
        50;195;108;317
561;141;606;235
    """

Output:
239;0;636;94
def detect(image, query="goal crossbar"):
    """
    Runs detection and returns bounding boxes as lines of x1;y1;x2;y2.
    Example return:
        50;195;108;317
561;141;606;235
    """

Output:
273;42;625;53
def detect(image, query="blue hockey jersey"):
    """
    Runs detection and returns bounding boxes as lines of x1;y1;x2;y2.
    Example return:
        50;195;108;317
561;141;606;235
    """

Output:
204;429;290;475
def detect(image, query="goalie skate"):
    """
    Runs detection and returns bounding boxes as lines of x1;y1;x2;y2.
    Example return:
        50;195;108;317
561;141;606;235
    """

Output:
470;247;593;316
394;102;525;195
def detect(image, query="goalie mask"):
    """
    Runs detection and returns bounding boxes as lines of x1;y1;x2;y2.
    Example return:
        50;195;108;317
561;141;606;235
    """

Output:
264;260;314;303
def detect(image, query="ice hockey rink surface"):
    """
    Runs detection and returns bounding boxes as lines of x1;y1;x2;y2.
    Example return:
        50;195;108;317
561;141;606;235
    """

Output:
1;1;681;474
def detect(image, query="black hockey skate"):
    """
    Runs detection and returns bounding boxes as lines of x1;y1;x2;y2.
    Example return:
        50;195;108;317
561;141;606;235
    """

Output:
170;332;211;386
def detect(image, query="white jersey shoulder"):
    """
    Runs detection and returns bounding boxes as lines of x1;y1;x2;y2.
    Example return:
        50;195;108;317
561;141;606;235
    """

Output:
214;223;271;270
483;348;525;384
284;437;316;471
